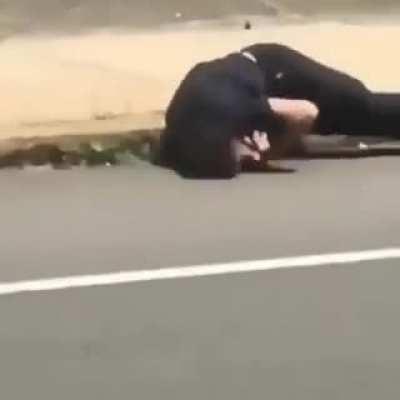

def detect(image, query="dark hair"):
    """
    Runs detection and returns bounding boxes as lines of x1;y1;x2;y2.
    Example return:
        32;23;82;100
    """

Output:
157;127;240;179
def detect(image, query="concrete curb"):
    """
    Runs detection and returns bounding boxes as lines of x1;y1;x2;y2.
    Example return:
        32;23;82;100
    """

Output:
0;127;163;168
0;124;399;169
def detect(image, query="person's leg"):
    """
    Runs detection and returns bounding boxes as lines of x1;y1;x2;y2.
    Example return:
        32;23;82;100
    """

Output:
369;93;400;137
243;44;375;135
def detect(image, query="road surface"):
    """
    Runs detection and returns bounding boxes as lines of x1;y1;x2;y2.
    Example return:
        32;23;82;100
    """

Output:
1;158;400;399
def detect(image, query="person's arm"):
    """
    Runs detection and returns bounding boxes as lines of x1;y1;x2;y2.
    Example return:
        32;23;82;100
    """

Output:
240;98;319;172
266;98;319;158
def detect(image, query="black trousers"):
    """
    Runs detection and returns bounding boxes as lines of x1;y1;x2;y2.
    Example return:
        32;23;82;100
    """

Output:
243;43;400;137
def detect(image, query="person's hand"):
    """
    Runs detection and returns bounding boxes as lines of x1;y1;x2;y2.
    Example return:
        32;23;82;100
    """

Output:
236;130;270;161
238;130;296;174
244;130;270;153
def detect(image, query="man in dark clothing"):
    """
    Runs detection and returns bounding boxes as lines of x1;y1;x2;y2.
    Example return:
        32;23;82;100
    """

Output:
159;43;400;178
159;52;285;178
243;43;400;137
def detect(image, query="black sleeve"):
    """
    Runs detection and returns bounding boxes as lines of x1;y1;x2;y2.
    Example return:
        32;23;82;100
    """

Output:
235;59;286;135
251;95;285;135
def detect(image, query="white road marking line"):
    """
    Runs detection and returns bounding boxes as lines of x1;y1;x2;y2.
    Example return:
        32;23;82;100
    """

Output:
1;248;400;296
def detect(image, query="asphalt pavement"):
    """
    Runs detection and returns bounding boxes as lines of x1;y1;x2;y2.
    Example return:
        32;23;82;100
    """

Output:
1;158;400;399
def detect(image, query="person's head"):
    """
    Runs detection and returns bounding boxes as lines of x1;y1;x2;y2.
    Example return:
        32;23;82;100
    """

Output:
171;130;240;179
158;128;269;179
